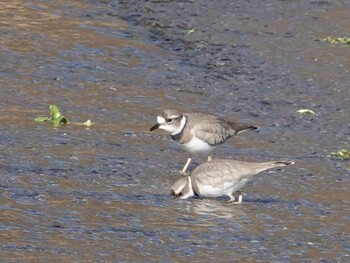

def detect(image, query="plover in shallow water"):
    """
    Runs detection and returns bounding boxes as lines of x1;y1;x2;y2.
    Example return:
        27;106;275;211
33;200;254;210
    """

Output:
171;159;294;203
150;109;258;173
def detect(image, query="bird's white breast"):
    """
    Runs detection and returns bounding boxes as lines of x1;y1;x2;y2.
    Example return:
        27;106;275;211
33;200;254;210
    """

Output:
196;184;224;197
196;178;250;197
182;135;216;155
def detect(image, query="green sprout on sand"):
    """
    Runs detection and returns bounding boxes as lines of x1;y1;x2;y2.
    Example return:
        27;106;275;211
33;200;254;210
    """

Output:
296;109;316;115
319;37;350;45
35;104;92;127
327;149;350;160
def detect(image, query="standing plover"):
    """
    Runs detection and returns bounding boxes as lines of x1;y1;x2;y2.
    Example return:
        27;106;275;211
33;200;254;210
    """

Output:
150;109;258;173
171;159;294;203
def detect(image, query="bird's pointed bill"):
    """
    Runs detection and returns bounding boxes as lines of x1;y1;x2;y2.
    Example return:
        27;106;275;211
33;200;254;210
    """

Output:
150;123;160;131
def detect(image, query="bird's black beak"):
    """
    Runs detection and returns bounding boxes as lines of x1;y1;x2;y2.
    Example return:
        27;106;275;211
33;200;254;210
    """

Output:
150;123;160;131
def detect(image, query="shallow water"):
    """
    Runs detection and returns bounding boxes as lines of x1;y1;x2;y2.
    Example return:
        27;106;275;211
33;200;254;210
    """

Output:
0;1;349;262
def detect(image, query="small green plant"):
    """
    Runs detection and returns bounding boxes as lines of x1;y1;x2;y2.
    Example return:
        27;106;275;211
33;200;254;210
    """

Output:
296;109;316;115
327;149;350;160
319;37;350;45
35;104;92;127
35;105;68;127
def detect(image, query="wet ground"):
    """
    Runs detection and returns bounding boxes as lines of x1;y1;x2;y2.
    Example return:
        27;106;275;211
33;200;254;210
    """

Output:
1;0;349;262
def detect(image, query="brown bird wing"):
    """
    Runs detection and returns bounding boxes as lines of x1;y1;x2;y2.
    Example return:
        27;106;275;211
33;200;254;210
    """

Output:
192;115;235;145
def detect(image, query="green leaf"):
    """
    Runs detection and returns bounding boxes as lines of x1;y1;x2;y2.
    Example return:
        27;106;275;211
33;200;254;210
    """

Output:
327;149;350;160
34;116;51;122
320;36;350;45
49;104;61;119
51;118;61;127
35;104;73;127
296;109;316;115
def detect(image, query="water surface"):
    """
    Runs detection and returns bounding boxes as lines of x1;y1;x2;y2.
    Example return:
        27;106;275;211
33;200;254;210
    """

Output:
0;1;349;262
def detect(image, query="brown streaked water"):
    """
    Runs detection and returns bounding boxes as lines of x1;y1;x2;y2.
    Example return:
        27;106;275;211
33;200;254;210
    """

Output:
0;1;349;262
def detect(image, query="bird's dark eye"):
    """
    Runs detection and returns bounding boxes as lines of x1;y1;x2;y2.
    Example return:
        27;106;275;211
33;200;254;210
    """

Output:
166;118;174;123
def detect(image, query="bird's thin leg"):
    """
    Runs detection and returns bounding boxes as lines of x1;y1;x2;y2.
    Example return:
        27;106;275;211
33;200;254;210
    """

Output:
234;191;243;204
207;155;213;162
181;157;192;174
227;193;236;203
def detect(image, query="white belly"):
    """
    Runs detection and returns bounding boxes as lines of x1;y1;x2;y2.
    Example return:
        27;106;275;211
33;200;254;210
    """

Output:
195;179;250;197
182;136;216;155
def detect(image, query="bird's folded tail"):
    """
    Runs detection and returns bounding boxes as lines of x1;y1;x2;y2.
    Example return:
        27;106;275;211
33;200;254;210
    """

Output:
272;160;295;167
253;160;295;174
229;123;259;134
